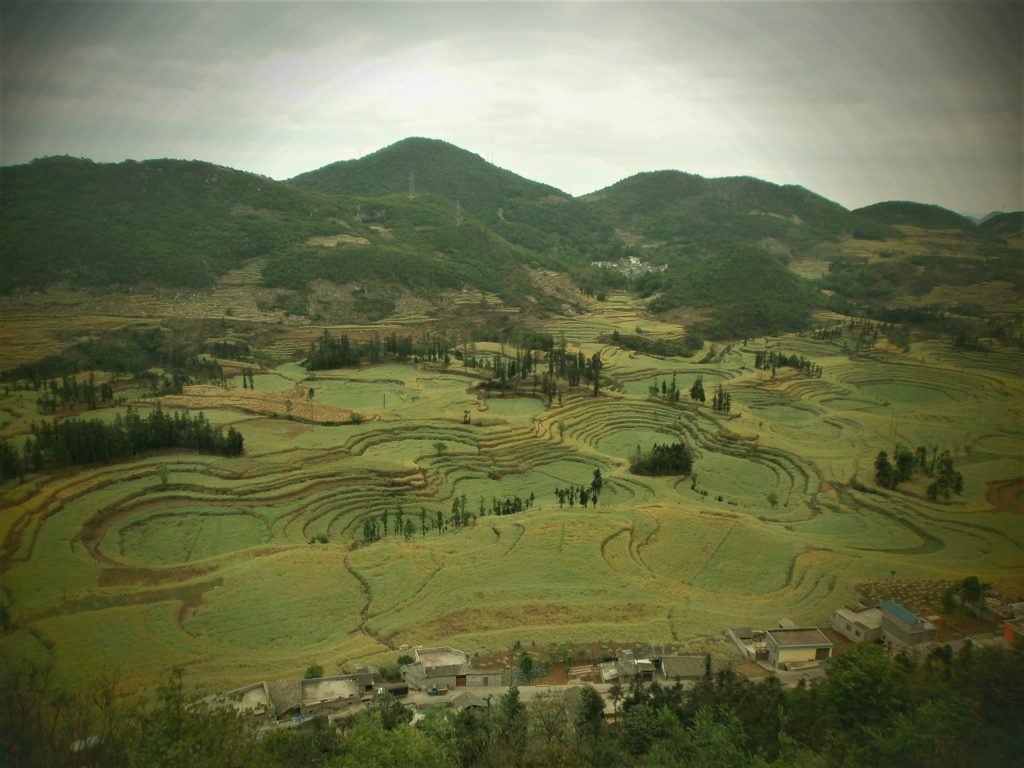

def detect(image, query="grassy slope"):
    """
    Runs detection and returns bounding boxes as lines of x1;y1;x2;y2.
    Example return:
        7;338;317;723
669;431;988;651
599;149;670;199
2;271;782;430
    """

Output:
1;294;1022;692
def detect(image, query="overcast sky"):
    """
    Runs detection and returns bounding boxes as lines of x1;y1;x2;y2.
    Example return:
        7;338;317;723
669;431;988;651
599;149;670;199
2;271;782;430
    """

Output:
2;1;1020;215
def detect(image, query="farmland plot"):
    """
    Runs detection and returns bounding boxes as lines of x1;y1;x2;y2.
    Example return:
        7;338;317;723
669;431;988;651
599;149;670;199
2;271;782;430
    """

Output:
1;297;1022;693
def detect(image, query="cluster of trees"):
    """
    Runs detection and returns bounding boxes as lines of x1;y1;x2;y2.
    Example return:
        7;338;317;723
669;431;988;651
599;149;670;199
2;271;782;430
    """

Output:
608;330;701;358
648;374;682;403
208;340;251;360
33;373;115;414
0;408;243;480
2;327;226;395
874;445;964;500
800;324;844;342
7;640;1021;767
710;383;732;414
753;350;823;377
305;331;418;370
483;493;536;517
474;344;603;402
630;442;693;476
689;375;706;403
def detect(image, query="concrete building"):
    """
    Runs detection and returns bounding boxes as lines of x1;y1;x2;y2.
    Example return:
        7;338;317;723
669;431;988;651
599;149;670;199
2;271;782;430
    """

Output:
207;682;274;722
299;669;375;717
880;600;936;646
600;645;663;683
402;646;472;691
832;606;884;643
659;655;731;681
764;628;832;669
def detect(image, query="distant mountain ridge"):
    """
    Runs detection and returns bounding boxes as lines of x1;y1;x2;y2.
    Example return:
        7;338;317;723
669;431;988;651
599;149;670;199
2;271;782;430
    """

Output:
2;138;1019;338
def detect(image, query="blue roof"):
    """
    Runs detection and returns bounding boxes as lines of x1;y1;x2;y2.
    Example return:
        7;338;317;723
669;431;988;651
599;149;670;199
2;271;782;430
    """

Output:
882;600;921;625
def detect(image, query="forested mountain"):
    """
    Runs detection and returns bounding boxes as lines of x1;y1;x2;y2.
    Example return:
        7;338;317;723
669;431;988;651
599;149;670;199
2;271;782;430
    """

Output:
291;137;613;259
979;210;1024;239
853;200;986;235
0;156;348;291
581;170;896;255
2;140;1020;338
0;154;551;306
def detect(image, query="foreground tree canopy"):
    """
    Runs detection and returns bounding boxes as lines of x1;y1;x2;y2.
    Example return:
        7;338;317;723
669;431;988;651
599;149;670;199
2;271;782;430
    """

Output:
3;641;1021;767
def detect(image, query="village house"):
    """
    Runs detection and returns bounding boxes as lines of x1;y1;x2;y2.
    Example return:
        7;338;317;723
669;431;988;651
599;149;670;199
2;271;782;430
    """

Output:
880;599;936;646
205;681;275;722
659;655;731;682
764;627;832;669
831;605;884;643
599;645;663;683
299;668;376;718
401;646;501;691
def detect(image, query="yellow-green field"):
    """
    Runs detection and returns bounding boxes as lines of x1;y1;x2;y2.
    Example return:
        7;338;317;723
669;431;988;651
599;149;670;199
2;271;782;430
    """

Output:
1;291;1022;694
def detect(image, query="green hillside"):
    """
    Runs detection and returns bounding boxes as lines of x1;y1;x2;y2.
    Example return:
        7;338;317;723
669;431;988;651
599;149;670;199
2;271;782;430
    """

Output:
262;192;556;306
979;211;1024;239
0;155;552;307
291;137;611;260
581;171;896;258
290;137;568;214
649;246;819;338
0;156;347;292
853;200;982;234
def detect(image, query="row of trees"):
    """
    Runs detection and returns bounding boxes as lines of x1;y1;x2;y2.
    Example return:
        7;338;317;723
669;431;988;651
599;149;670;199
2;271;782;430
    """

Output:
5;640;1021;767
0;408;243;480
874;445;964;500
554;468;604;509
360;493;539;544
305;331;420;370
753;349;823;377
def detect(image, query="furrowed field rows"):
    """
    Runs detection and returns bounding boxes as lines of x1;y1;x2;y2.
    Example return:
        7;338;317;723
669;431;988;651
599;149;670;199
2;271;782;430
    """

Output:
2;290;1022;692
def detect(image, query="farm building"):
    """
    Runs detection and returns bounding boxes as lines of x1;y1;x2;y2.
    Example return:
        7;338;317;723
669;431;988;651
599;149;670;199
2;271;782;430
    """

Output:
300;669;376;717
727;627;769;661
764;627;832;669
206;681;274;721
600;645;664;683
831;605;883;643
266;680;302;720
880;600;936;646
402;646;501;690
451;691;489;712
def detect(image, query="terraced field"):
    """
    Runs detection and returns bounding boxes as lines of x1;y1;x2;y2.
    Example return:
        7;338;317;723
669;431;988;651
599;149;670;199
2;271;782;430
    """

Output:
1;292;1022;693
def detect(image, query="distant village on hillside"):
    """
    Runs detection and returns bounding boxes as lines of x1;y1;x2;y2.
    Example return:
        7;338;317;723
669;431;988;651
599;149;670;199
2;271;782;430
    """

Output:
210;593;1024;729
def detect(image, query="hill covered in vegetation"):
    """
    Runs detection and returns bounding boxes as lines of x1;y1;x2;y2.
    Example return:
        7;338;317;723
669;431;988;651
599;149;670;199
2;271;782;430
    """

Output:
291;137;613;261
3;139;1020;338
853;200;985;235
580;170;897;257
0;156;344;292
0;154;553;308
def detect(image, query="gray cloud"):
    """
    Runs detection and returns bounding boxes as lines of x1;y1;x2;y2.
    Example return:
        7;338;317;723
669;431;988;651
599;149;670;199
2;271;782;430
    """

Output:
2;1;1020;214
